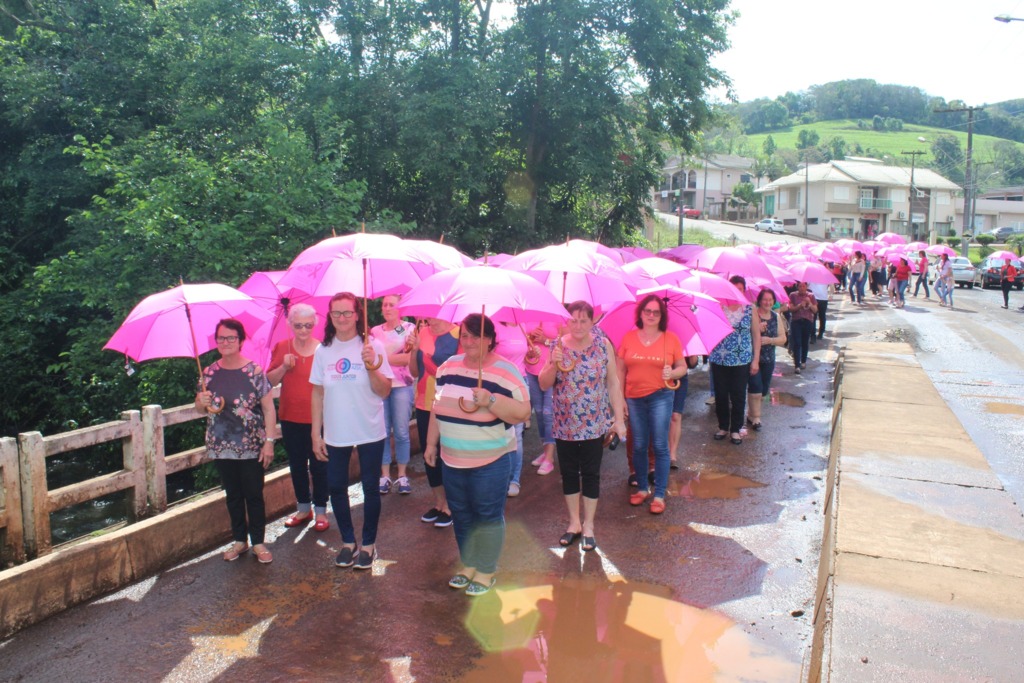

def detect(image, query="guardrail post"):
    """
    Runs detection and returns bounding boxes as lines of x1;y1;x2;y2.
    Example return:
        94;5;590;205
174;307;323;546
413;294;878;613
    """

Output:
121;410;146;520
18;431;50;558
142;405;167;514
0;436;26;564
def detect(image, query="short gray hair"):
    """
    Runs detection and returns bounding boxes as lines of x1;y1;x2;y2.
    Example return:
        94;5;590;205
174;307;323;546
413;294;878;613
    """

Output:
287;303;317;323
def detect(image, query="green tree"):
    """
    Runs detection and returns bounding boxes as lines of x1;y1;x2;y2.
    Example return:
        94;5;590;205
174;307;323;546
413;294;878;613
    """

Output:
732;181;757;204
930;135;965;185
796;129;820;149
762;135;777;157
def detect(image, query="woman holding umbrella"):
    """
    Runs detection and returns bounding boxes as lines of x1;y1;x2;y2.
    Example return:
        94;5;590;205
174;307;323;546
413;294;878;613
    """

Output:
787;280;815;372
709;277;761;444
936;253;954;307
539;301;626;550
311;293;394;570
267;304;329;532
747;289;787;430
424;313;530;596
370;294;417;495
195;318;279;564
617;294;688;514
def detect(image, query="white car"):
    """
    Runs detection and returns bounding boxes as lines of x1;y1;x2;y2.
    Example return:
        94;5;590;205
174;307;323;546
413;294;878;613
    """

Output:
754;218;784;234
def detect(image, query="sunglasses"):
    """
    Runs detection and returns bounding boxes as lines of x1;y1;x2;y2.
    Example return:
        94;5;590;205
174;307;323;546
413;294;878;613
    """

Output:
641;308;662;316
292;322;314;330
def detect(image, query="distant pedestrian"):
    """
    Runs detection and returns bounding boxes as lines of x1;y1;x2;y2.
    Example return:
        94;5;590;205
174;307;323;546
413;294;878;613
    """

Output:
370;295;417;497
894;258;911;308
936;254;954;308
809;281;830;342
913;250;930;299
1000;261;1018;308
848;251;867;304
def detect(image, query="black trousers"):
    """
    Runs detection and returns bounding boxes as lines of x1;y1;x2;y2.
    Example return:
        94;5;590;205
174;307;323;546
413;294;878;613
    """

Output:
815;300;828;338
711;362;750;433
1002;279;1013;307
215;458;266;545
555;437;604;499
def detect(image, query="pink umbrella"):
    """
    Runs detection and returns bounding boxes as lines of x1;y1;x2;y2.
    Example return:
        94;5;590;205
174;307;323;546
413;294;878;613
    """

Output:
875;233;907;245
987;250;1019;261
768;263;797;285
475;253;513;266
405;239;475;276
691;247;775;281
673;270;748;306
925;244;957;258
565;238;628;264
786;262;840;285
805;243;846;262
621;257;691;290
597;286;732;357
279;232;422;299
615;246;656;263
657;244;706;264
238;271;329;368
500;243;636;313
834;239;867;256
744;277;791;305
104;283;274;413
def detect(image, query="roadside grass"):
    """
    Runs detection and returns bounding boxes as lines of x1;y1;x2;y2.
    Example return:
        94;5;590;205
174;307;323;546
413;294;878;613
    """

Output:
648;215;730;252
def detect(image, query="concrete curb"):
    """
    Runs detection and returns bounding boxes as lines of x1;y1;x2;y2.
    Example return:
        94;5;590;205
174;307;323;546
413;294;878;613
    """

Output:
0;468;294;639
810;342;1024;682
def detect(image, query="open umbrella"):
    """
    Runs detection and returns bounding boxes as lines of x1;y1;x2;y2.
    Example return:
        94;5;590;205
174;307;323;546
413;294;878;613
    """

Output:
399;266;570;412
237;270;329;368
690;247;775;281
875;233;907;245
657;244;706;264
621;257;692;290
925;244;957;258
673;270;748;306
785;261;840;286
597;286;731;358
500;243;636;314
104;282;273;413
987;250;1019;261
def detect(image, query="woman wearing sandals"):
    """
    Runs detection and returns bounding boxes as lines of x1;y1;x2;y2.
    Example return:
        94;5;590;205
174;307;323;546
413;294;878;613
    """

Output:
709;276;761;445
195;318;278;564
424;313;530;597
539;301;626;551
747;289;786;431
267;304;329;533
617;294;688;515
311;293;393;571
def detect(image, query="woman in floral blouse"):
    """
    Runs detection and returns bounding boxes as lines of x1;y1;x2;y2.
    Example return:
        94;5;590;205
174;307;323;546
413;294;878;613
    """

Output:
539;301;626;551
708;277;761;445
195;318;279;564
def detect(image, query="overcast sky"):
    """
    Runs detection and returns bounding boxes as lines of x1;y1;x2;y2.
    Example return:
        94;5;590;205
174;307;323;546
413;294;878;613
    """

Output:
712;0;1024;106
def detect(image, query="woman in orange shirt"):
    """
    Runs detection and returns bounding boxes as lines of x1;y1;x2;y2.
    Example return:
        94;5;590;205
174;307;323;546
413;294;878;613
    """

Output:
616;294;688;515
267;304;329;532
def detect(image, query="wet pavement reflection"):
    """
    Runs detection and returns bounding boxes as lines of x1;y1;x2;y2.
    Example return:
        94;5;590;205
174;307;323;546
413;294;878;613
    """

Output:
769;390;806;407
675;471;766;500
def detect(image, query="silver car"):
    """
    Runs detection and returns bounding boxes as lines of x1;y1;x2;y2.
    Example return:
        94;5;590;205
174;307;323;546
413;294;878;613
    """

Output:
753;218;784;233
949;257;976;288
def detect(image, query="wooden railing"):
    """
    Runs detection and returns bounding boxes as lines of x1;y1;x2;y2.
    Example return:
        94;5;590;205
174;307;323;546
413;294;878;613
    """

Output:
1;404;210;565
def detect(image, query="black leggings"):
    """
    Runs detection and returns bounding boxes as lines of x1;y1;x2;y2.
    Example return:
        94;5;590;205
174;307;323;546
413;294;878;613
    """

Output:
1002;279;1013;307
555;437;604;499
214;458;266;545
710;362;750;433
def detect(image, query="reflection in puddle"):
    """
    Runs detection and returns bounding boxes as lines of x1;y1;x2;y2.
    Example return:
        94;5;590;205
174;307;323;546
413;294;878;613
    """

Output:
461;576;799;682
985;401;1024;416
676;471;765;500
769;390;806;407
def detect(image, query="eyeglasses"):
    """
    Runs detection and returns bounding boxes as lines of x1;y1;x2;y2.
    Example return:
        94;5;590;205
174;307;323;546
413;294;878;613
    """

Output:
329;310;356;319
292;322;314;330
215;335;239;343
641;308;662;316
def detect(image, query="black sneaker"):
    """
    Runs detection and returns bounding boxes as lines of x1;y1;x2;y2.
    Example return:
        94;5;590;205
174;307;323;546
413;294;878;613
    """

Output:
353;549;375;570
420;507;441;523
334;546;356;568
433;511;453;528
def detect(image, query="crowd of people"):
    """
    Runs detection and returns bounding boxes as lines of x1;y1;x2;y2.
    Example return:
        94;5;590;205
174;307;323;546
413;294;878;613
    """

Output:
194;281;839;594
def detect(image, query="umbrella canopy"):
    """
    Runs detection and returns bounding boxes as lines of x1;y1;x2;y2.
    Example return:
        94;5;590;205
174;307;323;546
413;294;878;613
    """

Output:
875;233;907;245
500;243;635;313
672;270;748;306
475;253;513;266
398;266;570;325
237;270;329;368
278;232;423;298
621;257;691;290
786;261;840;285
657;244;706;264
903;241;929;252
690;247;775;281
104;283;273;362
987;250;1019;261
597;286;732;356
804;242;846;262
615;246;656;263
404;239;475;276
925;244;957;258
834;239;867;256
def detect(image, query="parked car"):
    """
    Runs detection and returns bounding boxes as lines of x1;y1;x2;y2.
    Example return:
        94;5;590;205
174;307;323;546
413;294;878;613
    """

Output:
984;227;1022;242
753;218;784;234
948;257;977;288
675;205;701;219
976;256;1024;289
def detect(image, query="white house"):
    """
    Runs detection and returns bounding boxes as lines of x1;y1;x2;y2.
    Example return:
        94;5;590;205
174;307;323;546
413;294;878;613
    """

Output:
755;158;961;242
653;153;758;218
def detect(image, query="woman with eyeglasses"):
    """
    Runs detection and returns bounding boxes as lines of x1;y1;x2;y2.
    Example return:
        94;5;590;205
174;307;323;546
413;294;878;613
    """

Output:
267;303;328;533
195;318;279;564
616;294;687;515
311;293;394;571
370;294;418;496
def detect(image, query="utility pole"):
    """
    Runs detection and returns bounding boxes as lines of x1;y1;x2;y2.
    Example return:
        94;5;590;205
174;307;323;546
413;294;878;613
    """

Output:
901;150;925;241
803;159;810;236
676;189;683;245
935;105;982;257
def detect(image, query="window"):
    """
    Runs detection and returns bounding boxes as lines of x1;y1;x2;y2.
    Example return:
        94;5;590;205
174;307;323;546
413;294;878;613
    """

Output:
937;193;950;205
740;174;751;183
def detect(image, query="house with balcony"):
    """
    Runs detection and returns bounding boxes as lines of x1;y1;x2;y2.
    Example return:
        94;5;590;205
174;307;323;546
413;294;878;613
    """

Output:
755;158;961;242
653;153;758;219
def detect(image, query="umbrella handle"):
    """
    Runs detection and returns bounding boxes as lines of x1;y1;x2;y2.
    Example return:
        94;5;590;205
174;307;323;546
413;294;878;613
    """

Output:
521;324;541;365
458;396;480;413
665;379;681;390
365;344;383;371
554;338;576;372
208;395;225;414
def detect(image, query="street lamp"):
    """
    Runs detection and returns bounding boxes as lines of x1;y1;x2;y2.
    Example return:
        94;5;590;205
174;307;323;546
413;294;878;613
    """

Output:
995;14;1024;22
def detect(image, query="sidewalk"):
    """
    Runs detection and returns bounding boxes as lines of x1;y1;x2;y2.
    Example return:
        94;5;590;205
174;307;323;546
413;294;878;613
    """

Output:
811;340;1024;681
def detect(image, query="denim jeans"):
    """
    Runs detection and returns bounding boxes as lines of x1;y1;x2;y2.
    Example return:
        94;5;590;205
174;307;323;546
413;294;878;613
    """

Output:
936;278;951;306
443;453;511;574
848;272;863;303
382;385;414;466
509;422;524;486
527;373;555;446
747;357;775;396
913;272;930;297
855;273;866;302
791;318;814;364
281;420;328;514
626;388;673;499
896;279;909;303
327;439;385;546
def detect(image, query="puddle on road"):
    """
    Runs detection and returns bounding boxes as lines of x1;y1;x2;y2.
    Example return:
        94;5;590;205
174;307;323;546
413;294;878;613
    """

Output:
769;390;806;407
675;471;766;500
984;401;1024;416
460;576;799;682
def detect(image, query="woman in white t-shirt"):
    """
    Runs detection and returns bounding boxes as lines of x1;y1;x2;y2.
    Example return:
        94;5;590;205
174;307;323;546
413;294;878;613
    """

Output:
311;292;393;571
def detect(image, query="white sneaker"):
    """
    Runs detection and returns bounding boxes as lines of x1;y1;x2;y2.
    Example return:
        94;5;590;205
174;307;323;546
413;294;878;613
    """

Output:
507;482;521;497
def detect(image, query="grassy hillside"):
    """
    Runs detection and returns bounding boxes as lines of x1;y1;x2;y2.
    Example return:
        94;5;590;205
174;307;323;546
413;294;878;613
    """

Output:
743;120;1023;170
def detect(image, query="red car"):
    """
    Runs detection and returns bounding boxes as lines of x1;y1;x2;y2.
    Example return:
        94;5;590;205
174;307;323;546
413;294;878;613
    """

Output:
675;206;701;219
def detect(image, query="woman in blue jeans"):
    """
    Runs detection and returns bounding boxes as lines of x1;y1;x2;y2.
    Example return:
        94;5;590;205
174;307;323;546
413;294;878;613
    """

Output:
311;293;394;571
787;281;816;373
424;314;530;597
848;251;867;304
747;289;786;430
370;295;417;495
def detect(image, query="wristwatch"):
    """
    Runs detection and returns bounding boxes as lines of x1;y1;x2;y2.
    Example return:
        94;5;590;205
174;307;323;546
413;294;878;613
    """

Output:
264;437;275;444
488;394;497;405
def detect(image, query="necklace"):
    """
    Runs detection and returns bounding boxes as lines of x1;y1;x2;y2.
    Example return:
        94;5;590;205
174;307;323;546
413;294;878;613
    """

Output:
639;331;661;347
